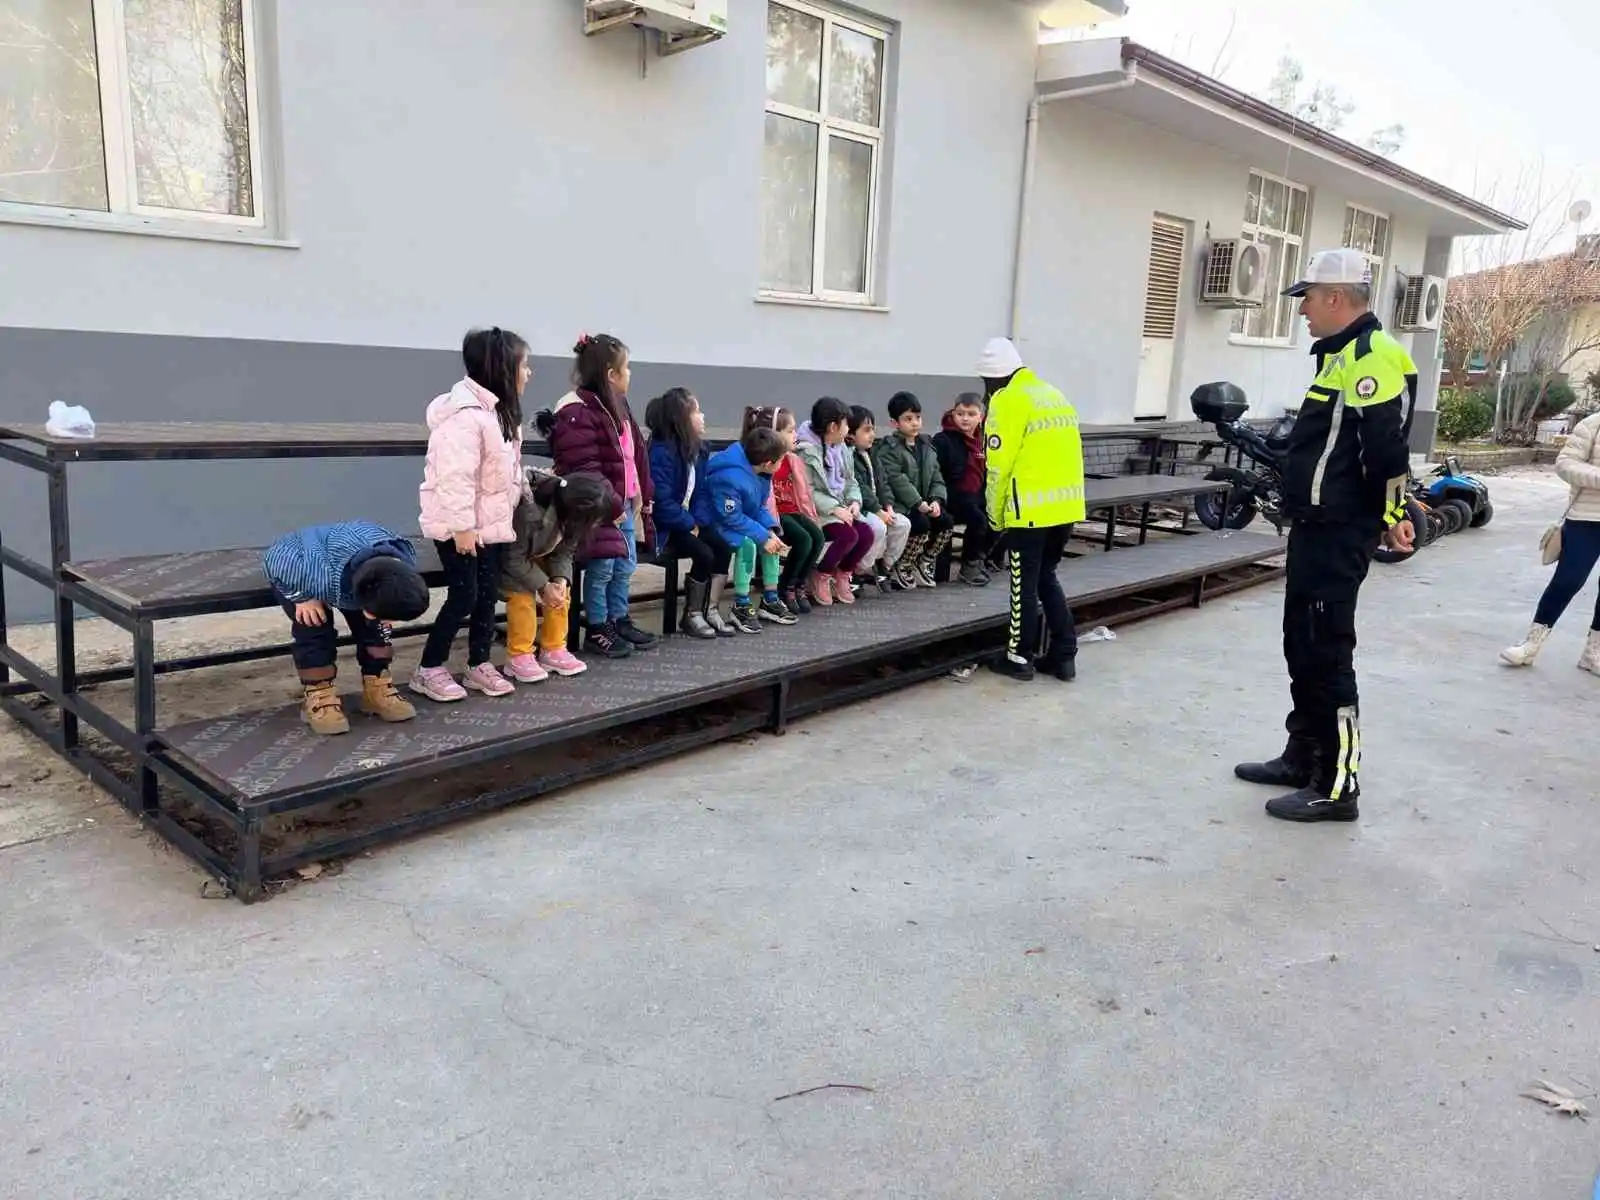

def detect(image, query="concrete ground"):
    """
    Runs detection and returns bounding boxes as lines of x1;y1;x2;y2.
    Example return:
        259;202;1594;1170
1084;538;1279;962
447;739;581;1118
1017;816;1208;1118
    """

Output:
1;468;1596;1199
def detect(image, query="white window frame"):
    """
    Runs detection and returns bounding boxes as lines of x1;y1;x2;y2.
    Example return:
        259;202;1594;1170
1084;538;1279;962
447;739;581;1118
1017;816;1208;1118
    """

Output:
760;0;887;307
0;0;268;236
1230;168;1310;347
1343;202;1390;306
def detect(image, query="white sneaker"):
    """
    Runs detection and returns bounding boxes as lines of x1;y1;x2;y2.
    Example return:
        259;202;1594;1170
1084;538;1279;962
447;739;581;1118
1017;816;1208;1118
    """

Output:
1499;624;1551;667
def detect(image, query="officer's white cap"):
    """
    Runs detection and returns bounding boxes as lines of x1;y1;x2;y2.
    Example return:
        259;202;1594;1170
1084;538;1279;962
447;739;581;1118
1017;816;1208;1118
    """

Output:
1282;247;1375;297
976;337;1025;379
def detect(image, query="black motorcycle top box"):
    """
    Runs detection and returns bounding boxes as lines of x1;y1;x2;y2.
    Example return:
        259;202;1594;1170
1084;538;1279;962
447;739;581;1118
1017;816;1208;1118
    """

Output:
1191;382;1249;424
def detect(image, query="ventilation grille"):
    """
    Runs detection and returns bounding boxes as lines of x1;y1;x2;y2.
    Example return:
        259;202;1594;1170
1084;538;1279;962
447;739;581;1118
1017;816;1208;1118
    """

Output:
1202;240;1238;300
1143;220;1186;339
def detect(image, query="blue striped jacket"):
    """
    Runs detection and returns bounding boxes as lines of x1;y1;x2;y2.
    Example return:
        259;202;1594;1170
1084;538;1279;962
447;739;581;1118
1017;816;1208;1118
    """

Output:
261;521;417;610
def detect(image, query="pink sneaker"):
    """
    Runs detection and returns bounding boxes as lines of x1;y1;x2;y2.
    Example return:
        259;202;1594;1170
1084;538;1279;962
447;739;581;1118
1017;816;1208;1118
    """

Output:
831;568;856;604
408;665;466;703
463;662;515;697
808;572;834;607
539;647;588;677
505;653;549;684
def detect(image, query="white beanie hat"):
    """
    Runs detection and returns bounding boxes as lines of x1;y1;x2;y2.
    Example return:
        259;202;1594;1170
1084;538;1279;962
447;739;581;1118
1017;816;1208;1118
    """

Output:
976;337;1024;379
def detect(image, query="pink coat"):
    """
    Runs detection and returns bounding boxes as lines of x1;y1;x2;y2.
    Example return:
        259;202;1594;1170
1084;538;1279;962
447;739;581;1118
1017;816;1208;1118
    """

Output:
418;379;523;545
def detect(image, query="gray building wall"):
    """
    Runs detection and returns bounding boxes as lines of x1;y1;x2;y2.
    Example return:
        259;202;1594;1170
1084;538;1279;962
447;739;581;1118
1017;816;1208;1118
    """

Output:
1018;95;1434;430
0;0;1039;619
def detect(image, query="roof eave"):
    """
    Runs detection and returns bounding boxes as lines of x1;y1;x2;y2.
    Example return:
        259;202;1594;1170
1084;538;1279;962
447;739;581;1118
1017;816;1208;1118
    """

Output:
1118;41;1527;235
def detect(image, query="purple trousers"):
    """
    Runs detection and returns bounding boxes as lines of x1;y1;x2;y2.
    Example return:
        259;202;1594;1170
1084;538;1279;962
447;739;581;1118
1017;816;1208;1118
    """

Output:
817;520;876;572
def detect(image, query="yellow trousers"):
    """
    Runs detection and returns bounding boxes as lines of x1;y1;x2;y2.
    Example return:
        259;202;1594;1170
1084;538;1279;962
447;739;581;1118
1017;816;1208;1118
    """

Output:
505;591;568;656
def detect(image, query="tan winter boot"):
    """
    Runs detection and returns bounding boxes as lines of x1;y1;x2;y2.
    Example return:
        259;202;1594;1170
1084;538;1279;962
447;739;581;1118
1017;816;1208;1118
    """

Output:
301;681;350;735
1578;630;1600;676
1498;624;1551;667
360;672;417;722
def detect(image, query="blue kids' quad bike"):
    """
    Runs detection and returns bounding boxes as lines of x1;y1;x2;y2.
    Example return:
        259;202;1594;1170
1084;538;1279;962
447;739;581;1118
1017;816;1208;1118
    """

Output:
1418;453;1492;535
1372;455;1493;564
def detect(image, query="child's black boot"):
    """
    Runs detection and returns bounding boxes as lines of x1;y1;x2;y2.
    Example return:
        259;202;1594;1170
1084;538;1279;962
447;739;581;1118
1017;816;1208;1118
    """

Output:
585;621;634;659
614;616;657;651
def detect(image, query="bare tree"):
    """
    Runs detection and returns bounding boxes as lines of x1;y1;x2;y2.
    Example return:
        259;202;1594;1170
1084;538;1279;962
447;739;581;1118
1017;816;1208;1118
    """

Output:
1444;165;1600;439
1207;8;1238;80
1263;53;1404;156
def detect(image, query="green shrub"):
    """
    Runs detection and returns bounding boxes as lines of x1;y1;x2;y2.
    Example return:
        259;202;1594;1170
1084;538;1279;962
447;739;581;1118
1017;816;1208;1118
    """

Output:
1507;377;1578;425
1436;388;1494;443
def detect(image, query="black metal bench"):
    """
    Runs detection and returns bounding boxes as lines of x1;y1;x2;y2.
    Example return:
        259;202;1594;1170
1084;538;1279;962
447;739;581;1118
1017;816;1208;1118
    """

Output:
934;474;1232;580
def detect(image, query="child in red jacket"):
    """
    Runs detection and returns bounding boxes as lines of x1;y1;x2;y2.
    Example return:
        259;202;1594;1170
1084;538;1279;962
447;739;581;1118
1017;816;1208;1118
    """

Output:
747;405;823;616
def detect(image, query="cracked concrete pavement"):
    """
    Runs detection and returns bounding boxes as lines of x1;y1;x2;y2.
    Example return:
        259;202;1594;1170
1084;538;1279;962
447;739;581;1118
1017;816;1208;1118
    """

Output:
1;468;1597;1198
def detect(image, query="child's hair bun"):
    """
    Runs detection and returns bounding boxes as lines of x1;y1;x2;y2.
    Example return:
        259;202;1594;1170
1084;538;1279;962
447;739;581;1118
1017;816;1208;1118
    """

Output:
572;332;592;354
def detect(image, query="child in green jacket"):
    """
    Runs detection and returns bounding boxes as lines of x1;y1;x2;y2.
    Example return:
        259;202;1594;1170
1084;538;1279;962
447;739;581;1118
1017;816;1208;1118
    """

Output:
874;391;952;588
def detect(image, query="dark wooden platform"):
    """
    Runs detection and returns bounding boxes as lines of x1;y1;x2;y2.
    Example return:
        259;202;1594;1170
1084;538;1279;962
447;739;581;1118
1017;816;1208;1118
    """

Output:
1086;474;1225;507
64;541;447;618
157;530;1284;811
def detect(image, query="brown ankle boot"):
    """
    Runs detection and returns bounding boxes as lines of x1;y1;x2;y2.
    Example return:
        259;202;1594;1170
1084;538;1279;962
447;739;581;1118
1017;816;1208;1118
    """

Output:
360;672;416;723
301;681;350;735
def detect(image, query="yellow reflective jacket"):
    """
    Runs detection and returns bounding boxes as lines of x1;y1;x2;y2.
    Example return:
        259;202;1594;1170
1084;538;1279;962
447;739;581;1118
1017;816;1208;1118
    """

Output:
984;367;1087;531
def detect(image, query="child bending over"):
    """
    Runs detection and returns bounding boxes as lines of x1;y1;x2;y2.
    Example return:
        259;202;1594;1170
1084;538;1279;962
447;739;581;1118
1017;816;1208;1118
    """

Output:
795;396;876;606
747;405;819;618
500;469;614;682
847;405;912;592
934;392;997;586
262;521;431;735
875;391;951;589
648;387;735;639
699;426;793;634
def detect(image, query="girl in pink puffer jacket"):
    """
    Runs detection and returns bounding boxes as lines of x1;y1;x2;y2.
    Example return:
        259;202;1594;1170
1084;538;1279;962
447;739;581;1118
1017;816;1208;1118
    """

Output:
411;327;528;704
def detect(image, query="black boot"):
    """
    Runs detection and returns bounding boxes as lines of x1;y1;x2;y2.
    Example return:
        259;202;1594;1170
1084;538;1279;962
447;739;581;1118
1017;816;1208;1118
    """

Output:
1265;776;1360;823
1234;738;1316;788
1035;652;1076;682
614;616;657;650
679;578;717;640
987;652;1036;681
1266;713;1361;822
584;621;633;659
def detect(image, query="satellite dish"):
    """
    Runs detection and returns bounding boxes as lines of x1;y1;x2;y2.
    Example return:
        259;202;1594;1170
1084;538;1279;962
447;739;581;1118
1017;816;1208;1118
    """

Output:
1569;200;1592;225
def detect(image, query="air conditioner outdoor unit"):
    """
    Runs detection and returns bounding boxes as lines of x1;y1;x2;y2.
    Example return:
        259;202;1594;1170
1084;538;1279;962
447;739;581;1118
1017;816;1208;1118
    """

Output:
584;0;727;55
1395;273;1446;332
1198;238;1269;308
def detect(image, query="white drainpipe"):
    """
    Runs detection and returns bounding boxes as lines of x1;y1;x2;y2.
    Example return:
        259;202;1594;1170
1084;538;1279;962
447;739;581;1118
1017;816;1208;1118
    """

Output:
1008;62;1139;341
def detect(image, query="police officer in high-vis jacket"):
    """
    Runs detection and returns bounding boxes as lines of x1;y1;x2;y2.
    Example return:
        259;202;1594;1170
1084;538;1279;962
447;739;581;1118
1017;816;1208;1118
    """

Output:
1235;248;1418;823
977;337;1087;682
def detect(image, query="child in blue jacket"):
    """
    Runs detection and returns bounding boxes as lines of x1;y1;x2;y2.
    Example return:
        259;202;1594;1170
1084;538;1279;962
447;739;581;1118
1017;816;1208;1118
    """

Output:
646;387;733;640
261;521;432;735
695;427;793;634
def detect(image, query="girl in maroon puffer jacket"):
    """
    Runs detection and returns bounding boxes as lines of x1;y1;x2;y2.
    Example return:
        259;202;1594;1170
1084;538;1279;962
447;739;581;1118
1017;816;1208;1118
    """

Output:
535;333;656;660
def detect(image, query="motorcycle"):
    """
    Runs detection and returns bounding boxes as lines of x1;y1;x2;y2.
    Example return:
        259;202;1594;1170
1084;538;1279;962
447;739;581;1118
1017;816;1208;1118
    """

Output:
1188;382;1295;533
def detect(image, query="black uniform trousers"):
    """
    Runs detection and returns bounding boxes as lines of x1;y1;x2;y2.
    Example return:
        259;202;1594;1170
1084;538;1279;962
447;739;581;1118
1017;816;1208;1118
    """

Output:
1007;524;1076;662
1282;519;1379;792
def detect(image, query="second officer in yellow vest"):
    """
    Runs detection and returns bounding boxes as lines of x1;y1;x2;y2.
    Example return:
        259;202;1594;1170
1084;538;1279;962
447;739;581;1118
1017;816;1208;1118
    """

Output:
1233;248;1418;824
978;337;1086;682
